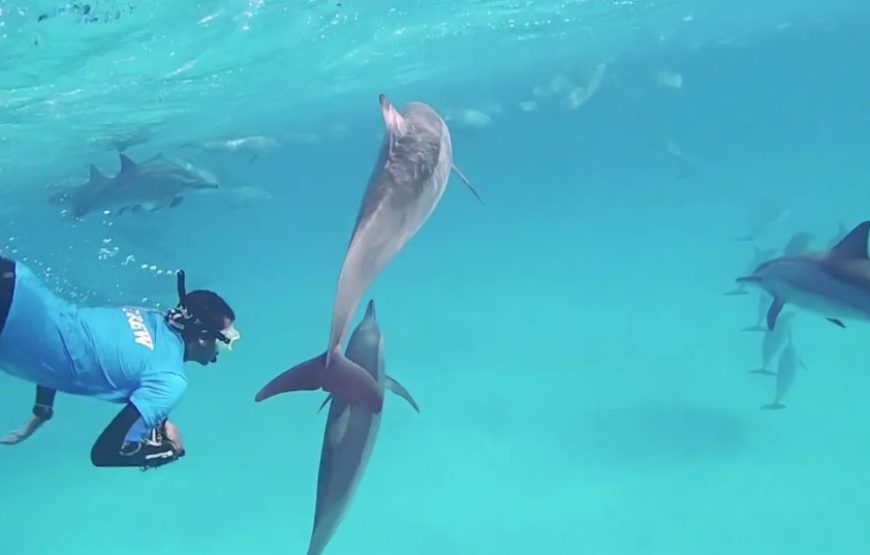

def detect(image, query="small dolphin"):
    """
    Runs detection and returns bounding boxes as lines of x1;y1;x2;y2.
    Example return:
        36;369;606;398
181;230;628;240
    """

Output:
182;135;280;162
749;311;794;375
295;300;419;555
736;221;870;330
782;231;814;257
736;198;789;242
49;153;218;218
761;335;806;410
255;94;481;412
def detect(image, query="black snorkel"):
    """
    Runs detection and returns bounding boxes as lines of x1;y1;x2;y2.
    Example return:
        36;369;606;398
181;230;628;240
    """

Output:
176;269;187;306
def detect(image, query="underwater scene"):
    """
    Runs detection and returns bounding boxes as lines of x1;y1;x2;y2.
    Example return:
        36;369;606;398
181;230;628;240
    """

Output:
1;1;870;554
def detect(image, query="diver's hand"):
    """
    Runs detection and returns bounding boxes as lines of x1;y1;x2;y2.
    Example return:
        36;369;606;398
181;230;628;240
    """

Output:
163;420;184;454
0;415;49;445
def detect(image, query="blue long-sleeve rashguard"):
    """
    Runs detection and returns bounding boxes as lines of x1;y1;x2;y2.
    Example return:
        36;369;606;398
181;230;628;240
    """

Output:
0;262;188;442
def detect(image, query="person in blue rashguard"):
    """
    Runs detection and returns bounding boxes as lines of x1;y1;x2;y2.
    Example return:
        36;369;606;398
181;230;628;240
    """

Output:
0;255;239;470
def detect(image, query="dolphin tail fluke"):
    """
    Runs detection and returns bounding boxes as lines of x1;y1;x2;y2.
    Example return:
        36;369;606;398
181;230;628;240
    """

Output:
749;369;777;375
386;375;420;412
323;351;384;414
761;402;785;410
254;352;326;402
451;164;484;205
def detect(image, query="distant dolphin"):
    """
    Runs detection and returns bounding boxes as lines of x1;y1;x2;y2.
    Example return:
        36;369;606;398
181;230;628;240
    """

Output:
736;198;789;242
737;221;870;330
761;335;806;410
749;311;794;375
181;135;280;162
255;94;482;412
48;153;218;218
782;231;814;257
291;300;419;555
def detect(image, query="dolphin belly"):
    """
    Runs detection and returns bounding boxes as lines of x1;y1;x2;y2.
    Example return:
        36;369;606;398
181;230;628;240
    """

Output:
309;401;383;555
774;276;870;321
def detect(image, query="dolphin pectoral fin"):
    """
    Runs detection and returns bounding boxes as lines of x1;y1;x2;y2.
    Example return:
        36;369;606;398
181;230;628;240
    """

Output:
323;352;384;413
169;196;184;208
254;352;326;402
826;317;846;328
317;394;332;413
248;154;259;163
451;164;484;205
749;369;777;375
741;325;766;332
766;297;785;330
761;403;786;410
385;375;420;413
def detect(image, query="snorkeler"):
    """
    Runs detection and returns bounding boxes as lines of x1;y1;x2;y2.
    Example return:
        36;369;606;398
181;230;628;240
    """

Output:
0;255;239;470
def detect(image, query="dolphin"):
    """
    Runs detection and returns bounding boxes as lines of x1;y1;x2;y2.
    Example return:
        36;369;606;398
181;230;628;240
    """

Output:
782;231;814;257
286;300;419;555
761;335;806;410
181;135;280;162
254;94;481;412
736;198;789;242
749;311;794;375
48;153;219;218
736;221;870;330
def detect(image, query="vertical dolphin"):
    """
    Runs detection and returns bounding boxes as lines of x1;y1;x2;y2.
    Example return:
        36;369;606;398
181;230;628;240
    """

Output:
255;94;481;412
761;335;806;410
749;311;794;375
304;300;418;555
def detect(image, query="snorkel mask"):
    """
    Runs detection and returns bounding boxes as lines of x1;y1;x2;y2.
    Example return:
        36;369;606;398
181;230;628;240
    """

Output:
166;270;240;351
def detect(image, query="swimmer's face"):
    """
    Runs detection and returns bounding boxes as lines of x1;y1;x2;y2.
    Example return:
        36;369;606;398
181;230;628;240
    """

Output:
186;336;220;365
184;316;236;366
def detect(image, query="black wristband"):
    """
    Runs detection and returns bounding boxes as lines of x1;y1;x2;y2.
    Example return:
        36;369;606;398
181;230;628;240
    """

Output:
32;403;54;420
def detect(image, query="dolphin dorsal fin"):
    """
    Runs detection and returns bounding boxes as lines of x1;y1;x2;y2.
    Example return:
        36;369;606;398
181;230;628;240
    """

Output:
829;221;870;260
88;164;108;185
118;153;137;175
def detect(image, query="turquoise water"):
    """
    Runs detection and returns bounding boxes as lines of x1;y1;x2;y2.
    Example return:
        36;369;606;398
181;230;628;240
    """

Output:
2;1;870;553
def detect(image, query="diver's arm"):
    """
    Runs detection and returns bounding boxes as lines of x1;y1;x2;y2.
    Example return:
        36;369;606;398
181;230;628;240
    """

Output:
33;385;56;419
90;403;185;469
